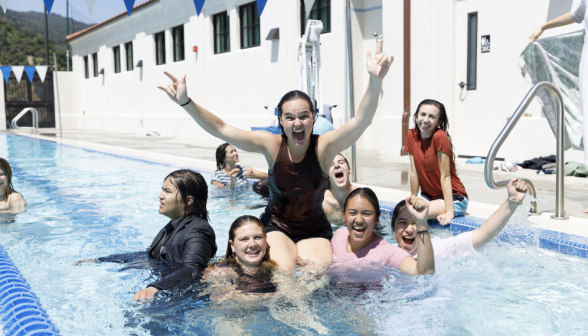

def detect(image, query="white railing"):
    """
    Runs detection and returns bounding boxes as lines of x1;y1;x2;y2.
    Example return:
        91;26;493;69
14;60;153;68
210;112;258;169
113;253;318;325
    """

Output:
10;107;39;131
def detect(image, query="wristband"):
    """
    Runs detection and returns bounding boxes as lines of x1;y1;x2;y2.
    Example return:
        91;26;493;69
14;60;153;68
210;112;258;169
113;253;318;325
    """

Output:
416;230;429;244
180;97;192;107
507;198;522;206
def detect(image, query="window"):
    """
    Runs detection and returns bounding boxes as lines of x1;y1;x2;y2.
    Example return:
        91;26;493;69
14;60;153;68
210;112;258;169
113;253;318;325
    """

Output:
172;25;185;62
301;0;331;36
125;42;134;71
92;52;98;77
155;31;166;65
113;46;121;73
467;12;477;90
213;12;230;54
84;55;89;79
240;2;260;49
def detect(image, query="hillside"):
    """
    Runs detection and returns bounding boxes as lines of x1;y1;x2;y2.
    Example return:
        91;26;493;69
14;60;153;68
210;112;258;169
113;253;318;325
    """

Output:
0;9;93;70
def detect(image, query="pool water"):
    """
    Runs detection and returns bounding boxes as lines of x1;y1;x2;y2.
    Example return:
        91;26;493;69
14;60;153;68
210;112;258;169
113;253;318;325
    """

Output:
1;134;588;335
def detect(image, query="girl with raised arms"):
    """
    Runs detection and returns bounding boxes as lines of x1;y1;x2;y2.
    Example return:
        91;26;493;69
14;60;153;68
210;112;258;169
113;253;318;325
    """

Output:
405;99;468;225
159;40;393;271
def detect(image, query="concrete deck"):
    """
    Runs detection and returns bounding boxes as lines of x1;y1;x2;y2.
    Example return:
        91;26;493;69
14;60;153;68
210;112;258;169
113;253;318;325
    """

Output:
7;128;588;239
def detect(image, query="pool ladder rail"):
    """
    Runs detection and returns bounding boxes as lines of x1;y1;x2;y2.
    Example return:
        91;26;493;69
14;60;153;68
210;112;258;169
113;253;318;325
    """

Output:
484;81;568;220
10;108;39;133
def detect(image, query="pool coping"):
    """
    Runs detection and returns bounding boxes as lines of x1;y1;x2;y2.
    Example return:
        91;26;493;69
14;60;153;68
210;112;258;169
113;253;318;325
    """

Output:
380;200;588;258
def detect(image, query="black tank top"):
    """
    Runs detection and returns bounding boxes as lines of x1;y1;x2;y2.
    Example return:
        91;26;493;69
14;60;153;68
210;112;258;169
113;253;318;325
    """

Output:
260;134;330;236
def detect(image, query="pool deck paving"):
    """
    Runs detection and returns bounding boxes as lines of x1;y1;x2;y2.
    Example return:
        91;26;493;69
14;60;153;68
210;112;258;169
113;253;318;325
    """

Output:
7;128;588;242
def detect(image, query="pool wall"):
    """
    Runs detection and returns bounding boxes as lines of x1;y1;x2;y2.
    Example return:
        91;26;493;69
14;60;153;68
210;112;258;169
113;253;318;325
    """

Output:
0;244;58;336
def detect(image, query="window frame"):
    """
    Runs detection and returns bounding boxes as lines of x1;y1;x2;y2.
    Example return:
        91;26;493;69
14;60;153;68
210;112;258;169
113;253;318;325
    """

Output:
84;55;89;79
92;52;98;77
125;42;134;71
155;31;166;66
240;2;261;49
113;46;121;74
301;0;331;36
172;25;185;62
213;11;231;54
466;12;478;91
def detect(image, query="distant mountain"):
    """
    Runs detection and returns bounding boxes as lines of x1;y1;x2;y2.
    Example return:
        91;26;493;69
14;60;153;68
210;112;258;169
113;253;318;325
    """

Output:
0;9;94;70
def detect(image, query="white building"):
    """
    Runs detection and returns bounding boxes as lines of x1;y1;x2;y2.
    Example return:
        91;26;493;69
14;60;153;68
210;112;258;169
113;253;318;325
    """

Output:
10;0;586;162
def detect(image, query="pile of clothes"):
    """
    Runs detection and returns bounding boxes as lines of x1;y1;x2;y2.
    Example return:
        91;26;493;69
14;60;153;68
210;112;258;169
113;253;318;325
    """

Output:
515;155;588;177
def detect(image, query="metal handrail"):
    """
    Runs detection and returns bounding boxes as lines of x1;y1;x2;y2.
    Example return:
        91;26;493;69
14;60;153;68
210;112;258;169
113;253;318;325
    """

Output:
10;107;39;131
484;81;568;219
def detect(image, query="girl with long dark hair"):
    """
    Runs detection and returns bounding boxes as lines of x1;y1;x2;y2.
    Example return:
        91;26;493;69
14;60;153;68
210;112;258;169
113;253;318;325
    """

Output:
159;40;393;271
212;143;268;189
0;158;26;212
405;99;468;225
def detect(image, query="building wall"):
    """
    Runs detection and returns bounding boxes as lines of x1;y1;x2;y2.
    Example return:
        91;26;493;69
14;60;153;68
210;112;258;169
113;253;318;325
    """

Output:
63;0;586;161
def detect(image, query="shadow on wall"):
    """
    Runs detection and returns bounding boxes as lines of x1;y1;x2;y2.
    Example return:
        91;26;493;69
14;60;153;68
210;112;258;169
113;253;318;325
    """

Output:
547;0;574;21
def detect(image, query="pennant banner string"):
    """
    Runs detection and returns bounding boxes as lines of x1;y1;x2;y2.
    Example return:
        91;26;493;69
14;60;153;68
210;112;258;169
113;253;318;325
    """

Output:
256;0;267;17
303;0;315;17
36;66;49;83
0;0;10;14
24;66;36;83
11;66;24;84
43;0;54;14
0;66;11;83
124;0;135;16
85;0;96;16
193;0;205;16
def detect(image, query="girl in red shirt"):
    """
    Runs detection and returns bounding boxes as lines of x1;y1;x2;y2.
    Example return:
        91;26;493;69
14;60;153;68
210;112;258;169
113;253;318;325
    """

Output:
404;99;468;225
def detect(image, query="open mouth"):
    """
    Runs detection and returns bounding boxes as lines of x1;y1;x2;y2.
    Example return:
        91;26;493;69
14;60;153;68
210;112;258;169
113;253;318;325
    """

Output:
352;225;366;236
334;171;344;182
245;250;261;258
293;129;305;142
402;237;415;247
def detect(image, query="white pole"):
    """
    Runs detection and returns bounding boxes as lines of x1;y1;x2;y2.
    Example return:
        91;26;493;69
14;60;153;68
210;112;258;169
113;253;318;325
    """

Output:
53;54;63;139
345;0;356;182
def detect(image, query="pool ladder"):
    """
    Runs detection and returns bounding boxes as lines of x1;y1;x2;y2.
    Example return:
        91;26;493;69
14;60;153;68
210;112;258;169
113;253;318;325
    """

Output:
10;107;39;132
484;81;568;220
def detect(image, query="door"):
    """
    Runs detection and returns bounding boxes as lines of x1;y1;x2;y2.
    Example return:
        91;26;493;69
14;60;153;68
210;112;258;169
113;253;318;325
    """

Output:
5;71;55;128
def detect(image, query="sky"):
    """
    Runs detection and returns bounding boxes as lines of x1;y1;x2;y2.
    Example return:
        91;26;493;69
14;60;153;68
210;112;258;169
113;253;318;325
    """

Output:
3;0;143;24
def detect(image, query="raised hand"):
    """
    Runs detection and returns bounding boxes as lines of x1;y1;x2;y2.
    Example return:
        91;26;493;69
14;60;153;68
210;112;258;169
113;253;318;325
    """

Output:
366;39;394;80
507;177;528;202
157;72;189;106
405;195;429;222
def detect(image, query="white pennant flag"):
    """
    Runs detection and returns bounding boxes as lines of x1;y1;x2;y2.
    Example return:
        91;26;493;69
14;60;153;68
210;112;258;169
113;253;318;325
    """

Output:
161;0;171;17
85;0;96;16
226;0;237;14
36;66;48;83
0;0;10;14
12;66;24;83
304;0;315;17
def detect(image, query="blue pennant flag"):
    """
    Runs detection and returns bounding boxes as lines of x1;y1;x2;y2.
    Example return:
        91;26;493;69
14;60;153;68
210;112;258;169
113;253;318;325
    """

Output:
256;0;267;16
0;66;11;83
24;66;36;83
124;0;135;16
43;0;54;14
193;0;205;16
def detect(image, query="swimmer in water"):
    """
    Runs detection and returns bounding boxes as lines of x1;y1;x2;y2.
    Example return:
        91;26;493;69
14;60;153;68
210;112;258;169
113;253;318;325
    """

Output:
331;188;435;275
0;158;26;213
212;143;268;189
78;170;217;301
322;154;357;225
159;39;393;271
393;177;528;259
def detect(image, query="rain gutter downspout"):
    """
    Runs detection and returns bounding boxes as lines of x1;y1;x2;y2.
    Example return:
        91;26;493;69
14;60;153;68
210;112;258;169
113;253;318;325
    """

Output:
401;0;410;155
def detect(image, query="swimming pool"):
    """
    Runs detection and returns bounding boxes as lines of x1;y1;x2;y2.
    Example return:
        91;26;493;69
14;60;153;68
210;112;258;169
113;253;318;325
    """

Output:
1;133;588;335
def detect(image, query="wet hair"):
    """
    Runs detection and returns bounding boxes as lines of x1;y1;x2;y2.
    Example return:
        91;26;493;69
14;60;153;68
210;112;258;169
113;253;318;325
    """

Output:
215;143;231;171
0;158;16;202
252;179;270;200
164;169;208;221
413;99;457;167
276;90;315;133
225;215;267;260
342;187;381;221
335;153;350;169
390;200;407;231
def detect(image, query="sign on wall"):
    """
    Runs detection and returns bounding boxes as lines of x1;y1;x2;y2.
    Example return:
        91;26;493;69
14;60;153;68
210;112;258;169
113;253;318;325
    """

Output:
481;35;490;53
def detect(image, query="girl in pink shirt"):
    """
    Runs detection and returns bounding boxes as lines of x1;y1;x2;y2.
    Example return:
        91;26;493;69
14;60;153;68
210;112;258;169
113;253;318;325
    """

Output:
331;188;435;275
